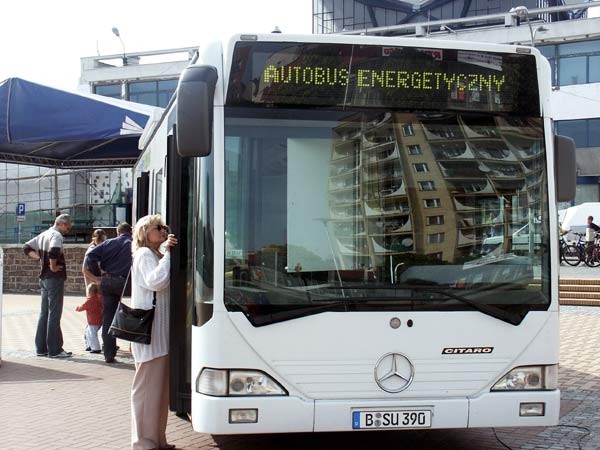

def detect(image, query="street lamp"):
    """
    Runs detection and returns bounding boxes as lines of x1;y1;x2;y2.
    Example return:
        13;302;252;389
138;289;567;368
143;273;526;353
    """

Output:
510;6;536;46
111;27;127;65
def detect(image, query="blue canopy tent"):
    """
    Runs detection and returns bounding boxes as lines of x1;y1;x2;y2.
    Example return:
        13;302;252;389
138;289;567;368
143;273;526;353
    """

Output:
0;77;160;168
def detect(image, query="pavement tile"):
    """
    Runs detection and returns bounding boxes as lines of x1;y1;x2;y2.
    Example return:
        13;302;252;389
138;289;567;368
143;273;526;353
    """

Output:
3;292;600;449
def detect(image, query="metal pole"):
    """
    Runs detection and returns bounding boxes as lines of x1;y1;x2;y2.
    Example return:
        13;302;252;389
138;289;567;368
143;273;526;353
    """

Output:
0;246;4;366
54;168;59;215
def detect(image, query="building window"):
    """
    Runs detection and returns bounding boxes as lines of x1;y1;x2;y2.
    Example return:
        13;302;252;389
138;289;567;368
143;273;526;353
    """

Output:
428;252;443;260
94;83;121;99
424;198;441;208
428;232;445;244
539;39;600;86
556;119;600;148
426;215;444;225
129;79;178;107
419;181;435;191
559;56;587;86
402;124;414;136
407;144;422;155
413;163;429;173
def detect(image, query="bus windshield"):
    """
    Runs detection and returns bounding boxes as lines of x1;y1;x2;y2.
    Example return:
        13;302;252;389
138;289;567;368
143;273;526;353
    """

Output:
223;107;550;326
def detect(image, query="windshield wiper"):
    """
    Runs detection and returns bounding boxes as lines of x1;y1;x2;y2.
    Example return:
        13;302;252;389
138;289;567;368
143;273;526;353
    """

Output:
245;284;527;326
249;297;413;326
411;287;526;326
324;283;526;325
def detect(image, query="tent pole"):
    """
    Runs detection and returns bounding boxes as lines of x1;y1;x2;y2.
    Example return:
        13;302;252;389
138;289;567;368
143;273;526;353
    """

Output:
54;168;59;216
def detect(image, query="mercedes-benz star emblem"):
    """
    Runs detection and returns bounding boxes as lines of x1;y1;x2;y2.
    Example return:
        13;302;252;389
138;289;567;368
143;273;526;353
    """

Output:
374;352;415;393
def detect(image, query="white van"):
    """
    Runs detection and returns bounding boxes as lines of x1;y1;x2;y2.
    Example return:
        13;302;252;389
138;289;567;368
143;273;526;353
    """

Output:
482;222;541;255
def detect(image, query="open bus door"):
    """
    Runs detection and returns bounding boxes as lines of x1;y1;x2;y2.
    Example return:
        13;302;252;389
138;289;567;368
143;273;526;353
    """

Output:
166;131;192;416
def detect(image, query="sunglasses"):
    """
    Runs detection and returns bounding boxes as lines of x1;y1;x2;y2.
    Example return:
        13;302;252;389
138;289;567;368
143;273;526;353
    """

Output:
151;224;170;232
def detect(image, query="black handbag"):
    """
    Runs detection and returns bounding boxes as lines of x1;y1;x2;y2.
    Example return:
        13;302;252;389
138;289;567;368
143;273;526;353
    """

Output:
108;271;156;344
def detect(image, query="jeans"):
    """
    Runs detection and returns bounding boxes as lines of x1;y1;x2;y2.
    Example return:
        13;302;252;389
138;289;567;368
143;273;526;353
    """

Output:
101;275;127;360
85;325;101;351
36;277;65;356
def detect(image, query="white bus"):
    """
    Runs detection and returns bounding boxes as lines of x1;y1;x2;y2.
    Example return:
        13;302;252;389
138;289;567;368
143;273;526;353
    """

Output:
134;33;575;434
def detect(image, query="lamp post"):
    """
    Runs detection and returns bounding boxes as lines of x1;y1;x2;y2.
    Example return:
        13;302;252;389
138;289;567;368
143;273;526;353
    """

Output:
111;27;127;65
510;6;540;47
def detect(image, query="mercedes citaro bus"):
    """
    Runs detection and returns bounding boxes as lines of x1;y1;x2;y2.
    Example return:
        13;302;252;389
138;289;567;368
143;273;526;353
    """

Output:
133;33;575;434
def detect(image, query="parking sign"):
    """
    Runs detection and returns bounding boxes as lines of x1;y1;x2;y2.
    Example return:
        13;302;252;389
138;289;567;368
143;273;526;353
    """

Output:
16;203;25;222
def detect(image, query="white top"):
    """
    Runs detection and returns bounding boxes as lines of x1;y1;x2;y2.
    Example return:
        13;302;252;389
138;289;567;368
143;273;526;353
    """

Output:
130;247;171;363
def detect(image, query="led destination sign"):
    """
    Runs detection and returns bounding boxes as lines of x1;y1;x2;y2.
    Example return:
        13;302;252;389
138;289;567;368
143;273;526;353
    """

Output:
226;42;540;116
262;65;506;93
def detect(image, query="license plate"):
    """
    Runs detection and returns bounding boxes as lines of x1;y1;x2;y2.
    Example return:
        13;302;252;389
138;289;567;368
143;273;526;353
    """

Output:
352;410;431;429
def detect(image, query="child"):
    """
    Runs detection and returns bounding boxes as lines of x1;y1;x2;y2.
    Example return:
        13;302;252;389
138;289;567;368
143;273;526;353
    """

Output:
76;283;103;354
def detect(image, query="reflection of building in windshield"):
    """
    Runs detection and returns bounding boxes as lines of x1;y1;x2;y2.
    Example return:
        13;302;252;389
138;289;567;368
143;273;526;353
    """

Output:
327;112;544;267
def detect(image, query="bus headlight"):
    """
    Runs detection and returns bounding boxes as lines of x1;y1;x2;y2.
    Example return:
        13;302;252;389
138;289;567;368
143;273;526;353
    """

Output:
491;365;558;391
196;368;288;396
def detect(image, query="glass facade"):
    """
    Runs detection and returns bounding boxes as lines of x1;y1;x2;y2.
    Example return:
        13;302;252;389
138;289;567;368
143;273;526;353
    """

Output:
539;39;600;86
556;118;600;148
94;83;121;99
94;78;178;107
0;164;132;244
129;79;178;108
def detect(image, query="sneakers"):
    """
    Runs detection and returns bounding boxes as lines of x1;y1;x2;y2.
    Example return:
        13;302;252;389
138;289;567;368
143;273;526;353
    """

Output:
105;357;116;363
36;352;48;357
48;351;73;359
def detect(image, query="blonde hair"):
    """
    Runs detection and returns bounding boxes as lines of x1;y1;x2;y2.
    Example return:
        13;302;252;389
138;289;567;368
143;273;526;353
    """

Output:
87;282;100;296
132;214;167;252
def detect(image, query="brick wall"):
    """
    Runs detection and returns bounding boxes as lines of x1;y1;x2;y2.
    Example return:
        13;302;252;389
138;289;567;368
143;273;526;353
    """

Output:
1;244;88;295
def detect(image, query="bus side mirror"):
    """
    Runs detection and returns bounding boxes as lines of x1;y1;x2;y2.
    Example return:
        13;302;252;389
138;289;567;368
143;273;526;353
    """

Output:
554;134;576;202
176;65;218;157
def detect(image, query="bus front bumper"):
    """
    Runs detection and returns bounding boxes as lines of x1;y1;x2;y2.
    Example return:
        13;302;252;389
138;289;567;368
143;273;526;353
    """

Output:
191;390;560;434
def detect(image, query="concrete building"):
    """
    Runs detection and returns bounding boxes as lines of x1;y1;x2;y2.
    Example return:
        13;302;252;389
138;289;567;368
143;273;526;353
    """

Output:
79;47;196;107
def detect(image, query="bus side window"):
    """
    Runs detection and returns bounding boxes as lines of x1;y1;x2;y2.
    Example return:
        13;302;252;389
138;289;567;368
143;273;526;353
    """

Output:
136;172;150;220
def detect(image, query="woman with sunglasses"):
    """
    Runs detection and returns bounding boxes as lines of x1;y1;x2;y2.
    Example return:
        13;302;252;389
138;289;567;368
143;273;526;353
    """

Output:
130;214;177;450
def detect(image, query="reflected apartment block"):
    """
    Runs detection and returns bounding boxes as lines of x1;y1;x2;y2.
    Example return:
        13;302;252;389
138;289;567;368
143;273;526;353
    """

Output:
327;112;544;265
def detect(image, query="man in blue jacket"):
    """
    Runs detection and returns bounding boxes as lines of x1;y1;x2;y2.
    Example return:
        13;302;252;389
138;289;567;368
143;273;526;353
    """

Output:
85;222;132;363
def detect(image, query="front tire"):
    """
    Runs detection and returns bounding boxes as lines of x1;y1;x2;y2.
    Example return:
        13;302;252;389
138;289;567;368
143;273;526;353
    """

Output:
563;245;581;266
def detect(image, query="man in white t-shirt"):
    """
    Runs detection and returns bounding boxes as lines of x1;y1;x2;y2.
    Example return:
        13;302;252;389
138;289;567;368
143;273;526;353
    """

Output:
23;214;73;358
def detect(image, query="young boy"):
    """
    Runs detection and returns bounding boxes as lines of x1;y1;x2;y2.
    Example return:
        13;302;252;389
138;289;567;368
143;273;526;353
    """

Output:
75;283;103;354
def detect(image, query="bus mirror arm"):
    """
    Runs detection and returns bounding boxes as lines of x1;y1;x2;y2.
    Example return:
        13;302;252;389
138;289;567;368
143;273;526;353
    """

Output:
554;134;576;202
176;65;218;158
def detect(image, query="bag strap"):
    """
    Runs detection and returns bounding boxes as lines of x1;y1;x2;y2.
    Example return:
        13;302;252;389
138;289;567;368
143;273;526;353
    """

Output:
122;268;157;308
121;269;131;298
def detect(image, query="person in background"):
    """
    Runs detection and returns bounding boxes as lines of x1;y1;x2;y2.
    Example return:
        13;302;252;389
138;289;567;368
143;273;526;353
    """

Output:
586;216;600;242
75;283;103;354
82;229;107;285
130;215;177;450
85;222;133;363
23;214;73;358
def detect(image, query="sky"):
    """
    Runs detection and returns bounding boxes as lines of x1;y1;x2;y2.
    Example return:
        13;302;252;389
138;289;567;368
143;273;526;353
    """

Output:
0;0;313;90
2;1;599;91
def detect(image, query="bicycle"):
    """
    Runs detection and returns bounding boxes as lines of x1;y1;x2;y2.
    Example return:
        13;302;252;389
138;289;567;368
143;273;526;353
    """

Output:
584;233;600;267
560;232;585;266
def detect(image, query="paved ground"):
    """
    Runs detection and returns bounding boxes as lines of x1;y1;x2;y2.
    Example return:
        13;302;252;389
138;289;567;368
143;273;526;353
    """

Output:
560;263;600;279
2;286;600;449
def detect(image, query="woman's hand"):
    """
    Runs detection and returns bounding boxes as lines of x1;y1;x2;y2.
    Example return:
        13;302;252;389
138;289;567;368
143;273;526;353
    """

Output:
165;234;178;251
